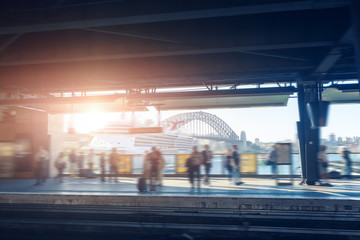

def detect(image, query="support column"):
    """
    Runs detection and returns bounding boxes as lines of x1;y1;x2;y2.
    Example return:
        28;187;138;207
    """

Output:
297;80;320;185
351;0;360;88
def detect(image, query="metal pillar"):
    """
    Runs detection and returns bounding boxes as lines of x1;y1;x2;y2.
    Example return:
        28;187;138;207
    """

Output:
351;0;360;89
297;79;320;185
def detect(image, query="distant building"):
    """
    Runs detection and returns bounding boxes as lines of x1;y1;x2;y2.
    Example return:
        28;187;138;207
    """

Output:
255;138;260;145
329;133;336;145
337;137;343;144
239;131;247;152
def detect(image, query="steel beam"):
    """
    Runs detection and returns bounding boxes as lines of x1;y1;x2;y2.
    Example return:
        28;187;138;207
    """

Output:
313;27;353;75
0;41;335;66
0;1;349;35
0;34;22;53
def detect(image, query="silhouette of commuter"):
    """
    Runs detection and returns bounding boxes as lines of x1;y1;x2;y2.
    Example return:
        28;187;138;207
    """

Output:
77;152;85;176
143;150;150;184
87;149;95;170
225;149;234;181
202;144;213;185
69;149;77;176
341;147;352;179
156;148;165;186
54;152;66;183
34;145;49;185
99;152;106;182
188;146;203;190
148;147;160;191
268;145;277;178
109;148;119;182
318;145;331;186
232;145;244;185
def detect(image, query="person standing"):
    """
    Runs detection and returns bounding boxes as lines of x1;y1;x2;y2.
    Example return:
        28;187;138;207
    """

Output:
100;152;106;182
142;150;150;184
188;146;203;190
77;152;85;176
157;148;165;186
148;147;160;191
232;145;244;185
109;148;119;183
342;147;352;179
68;149;77;177
318;145;330;184
268;145;277;178
202;144;213;185
54;152;66;183
34;145;49;185
225;149;234;181
87;149;95;171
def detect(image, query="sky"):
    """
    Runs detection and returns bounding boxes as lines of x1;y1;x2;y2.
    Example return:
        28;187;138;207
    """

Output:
70;98;360;143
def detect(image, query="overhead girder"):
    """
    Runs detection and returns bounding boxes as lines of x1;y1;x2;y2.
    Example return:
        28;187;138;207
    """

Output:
0;1;349;35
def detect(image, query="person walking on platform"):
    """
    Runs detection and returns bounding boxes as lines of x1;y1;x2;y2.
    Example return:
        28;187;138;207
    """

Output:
109;148;119;183
232;145;244;185
87;149;95;171
54;152;66;183
225;149;234;181
341;147;352;179
148;147;160;191
157;148;165;186
187;146;203;190
318;145;331;186
100;152;106;182
77;152;85;176
268;145;277;179
34;145;49;185
202;144;213;185
142;150;150;184
69;149;77;177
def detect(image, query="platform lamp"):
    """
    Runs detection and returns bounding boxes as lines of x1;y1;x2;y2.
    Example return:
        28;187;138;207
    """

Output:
306;100;330;129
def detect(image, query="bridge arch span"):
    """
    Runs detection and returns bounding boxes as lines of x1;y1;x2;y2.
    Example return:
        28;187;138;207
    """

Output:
162;111;239;142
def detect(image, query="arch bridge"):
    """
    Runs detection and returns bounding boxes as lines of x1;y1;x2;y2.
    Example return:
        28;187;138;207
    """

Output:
162;112;240;144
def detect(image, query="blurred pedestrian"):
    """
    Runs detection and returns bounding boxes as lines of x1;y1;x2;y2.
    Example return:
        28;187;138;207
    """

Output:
318;145;330;183
148;147;160;191
109;147;119;182
232;145;244;185
77;152;85;176
157;148;165;186
202;144;213;185
268;145;277;178
69;149;77;176
87;149;95;170
54;152;66;183
341;147;352;179
143;150;150;184
225;149;234;181
187;146;203;190
100;152;106;182
34;145;49;185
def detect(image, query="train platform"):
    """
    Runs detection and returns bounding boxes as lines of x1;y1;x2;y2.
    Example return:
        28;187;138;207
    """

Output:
1;177;360;239
1;176;360;199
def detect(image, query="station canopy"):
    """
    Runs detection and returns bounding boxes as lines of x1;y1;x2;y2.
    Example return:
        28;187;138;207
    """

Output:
0;0;358;113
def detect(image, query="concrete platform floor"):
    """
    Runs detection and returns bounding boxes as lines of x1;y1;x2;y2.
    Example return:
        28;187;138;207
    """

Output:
1;177;360;200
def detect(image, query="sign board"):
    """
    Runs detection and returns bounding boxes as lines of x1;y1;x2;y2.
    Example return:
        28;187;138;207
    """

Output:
118;155;132;173
240;153;257;173
176;154;190;173
275;143;292;165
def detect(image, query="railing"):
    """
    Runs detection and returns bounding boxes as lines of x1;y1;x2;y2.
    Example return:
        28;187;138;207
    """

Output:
62;152;360;177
